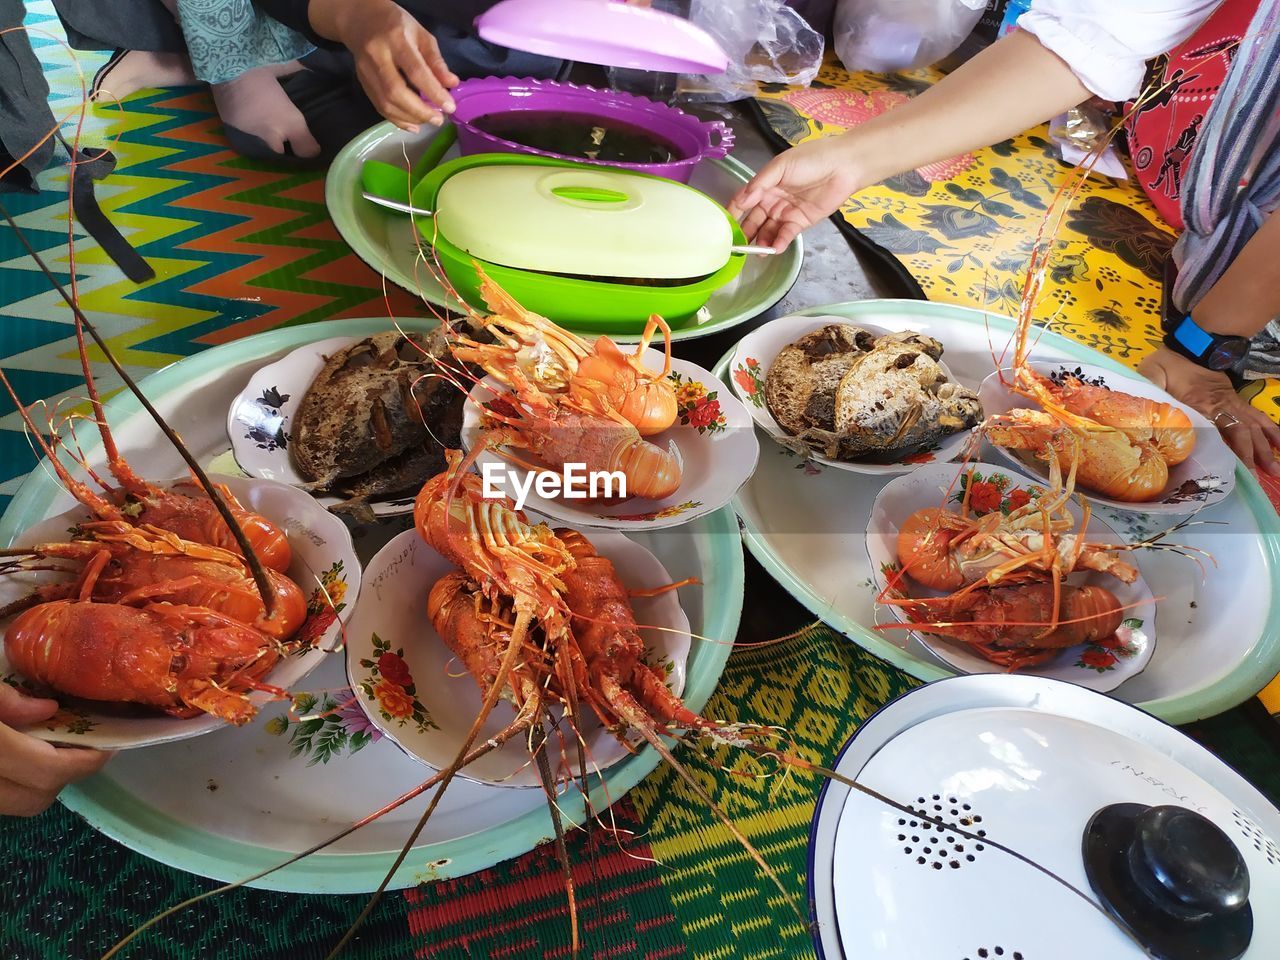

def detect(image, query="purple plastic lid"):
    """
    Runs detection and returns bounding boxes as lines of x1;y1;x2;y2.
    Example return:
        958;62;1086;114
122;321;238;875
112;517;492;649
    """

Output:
475;0;730;74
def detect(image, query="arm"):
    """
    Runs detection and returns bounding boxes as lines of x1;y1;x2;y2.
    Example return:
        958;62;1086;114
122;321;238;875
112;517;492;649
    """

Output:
256;0;460;131
1184;213;1280;339
731;0;1223;251
1140;213;1280;474
729;30;1091;251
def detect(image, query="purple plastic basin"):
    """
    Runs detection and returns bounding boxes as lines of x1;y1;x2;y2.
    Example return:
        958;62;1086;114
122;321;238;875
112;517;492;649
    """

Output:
448;76;733;183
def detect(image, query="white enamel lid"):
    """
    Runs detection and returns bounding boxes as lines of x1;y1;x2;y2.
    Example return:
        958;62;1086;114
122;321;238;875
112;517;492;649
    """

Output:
434;165;733;279
813;675;1280;960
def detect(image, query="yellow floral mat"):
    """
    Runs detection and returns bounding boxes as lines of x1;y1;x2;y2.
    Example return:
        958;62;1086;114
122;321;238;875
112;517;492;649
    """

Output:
753;56;1280;430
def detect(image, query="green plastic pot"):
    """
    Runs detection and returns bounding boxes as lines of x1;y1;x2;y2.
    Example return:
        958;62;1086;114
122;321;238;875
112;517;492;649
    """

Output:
408;152;747;333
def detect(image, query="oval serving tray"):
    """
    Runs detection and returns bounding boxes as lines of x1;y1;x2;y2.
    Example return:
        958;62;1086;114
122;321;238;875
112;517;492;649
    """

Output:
721;299;1280;725
0;318;743;893
325;121;802;344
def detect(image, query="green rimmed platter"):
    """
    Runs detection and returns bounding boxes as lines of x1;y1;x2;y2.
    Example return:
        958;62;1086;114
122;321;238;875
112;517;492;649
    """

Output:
0;318;743;892
718;300;1280;725
325;122;802;344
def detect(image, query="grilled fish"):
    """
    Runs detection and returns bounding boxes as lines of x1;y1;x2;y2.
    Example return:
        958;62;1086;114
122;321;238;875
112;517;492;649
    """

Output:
291;329;466;513
765;324;982;462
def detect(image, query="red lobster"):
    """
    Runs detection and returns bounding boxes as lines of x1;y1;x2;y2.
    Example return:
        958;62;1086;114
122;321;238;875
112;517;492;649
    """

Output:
0;521;306;639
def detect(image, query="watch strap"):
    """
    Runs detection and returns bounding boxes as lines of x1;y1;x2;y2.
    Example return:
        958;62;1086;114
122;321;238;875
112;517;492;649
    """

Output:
1169;314;1216;360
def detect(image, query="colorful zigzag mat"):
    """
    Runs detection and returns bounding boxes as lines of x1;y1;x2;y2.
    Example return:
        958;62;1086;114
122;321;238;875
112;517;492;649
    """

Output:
0;3;421;512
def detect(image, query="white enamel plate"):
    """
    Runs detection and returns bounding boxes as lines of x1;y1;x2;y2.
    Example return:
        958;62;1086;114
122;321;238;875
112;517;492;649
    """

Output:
865;462;1155;693
727;313;980;475
0;475;360;750
227;327;447;517
344;527;693;786
461;350;759;529
979;361;1237;513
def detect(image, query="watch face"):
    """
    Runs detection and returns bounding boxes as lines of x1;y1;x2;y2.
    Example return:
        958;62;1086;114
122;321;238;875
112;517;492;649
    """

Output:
1206;338;1250;371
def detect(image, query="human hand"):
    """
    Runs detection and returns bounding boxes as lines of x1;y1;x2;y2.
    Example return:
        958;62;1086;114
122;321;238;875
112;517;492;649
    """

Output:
310;0;460;132
726;135;870;252
1139;346;1280;476
0;684;111;817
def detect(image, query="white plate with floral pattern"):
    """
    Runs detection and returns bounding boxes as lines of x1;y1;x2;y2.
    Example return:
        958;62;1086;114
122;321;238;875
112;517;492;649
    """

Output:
460;350;759;530
226;329;440;517
727;313;980;475
864;462;1155;693
0;474;360;750
345;527;692;786
978;361;1237;513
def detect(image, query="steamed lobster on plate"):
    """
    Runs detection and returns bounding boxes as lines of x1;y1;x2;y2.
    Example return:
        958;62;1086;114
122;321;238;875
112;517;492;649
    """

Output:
983;274;1195;504
414;449;710;746
0;341;307;725
407;448;863;943
450;268;684;501
880;459;1174;671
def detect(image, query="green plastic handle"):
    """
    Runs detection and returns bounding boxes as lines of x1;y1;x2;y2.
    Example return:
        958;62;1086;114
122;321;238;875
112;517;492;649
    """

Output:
410;123;458;184
550;185;630;204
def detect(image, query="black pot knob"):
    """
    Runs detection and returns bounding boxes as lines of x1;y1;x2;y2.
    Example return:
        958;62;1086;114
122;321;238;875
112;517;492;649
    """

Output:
1127;805;1250;921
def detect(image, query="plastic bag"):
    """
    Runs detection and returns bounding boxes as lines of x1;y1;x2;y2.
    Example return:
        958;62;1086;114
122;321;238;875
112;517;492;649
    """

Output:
681;0;825;102
834;0;987;73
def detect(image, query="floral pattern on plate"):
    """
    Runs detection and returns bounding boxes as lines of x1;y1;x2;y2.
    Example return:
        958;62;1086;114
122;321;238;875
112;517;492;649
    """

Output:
1075;618;1147;673
732;357;766;407
243;386;290;452
669;372;726;434
293;560;349;650
264;690;382;765
951;469;1041;516
358;632;438;734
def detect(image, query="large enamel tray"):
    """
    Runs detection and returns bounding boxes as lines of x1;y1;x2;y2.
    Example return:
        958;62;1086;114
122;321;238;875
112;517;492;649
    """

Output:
720;300;1280;725
0;318;742;893
325;122;802;344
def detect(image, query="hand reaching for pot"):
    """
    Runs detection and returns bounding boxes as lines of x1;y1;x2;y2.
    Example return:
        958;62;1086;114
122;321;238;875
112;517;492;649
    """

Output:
309;0;459;132
1139;346;1280;476
727;135;870;252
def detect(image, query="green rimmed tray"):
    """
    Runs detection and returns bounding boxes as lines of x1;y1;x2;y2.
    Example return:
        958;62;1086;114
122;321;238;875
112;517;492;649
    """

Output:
0;318;742;892
325;121;802;344
717;299;1280;726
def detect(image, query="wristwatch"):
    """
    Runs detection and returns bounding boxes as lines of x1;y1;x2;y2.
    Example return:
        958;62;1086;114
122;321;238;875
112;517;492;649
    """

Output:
1163;313;1251;372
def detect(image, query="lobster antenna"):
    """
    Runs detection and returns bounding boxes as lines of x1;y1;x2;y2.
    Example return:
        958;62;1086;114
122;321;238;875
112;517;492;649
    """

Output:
533;714;581;960
0;198;277;616
322;610;539;960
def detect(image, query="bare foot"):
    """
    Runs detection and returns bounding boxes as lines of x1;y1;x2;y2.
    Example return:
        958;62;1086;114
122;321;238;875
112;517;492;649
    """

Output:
92;50;197;102
211;67;321;158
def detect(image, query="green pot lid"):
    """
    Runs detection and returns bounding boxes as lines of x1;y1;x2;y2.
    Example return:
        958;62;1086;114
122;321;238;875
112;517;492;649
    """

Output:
435;164;733;279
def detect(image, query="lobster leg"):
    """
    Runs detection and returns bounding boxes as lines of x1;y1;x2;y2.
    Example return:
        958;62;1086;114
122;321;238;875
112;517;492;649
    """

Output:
631;313;672;377
598;674;806;923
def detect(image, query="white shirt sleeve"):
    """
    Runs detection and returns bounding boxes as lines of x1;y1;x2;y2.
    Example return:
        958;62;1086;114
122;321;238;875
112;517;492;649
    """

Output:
1017;0;1225;101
